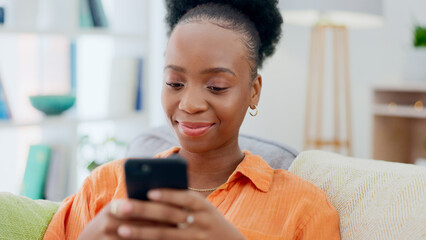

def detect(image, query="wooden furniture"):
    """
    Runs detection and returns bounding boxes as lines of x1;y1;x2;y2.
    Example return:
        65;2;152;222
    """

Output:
373;85;426;164
304;24;353;155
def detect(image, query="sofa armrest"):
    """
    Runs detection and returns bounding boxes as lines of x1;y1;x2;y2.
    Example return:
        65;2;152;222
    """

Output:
0;192;59;240
288;150;426;240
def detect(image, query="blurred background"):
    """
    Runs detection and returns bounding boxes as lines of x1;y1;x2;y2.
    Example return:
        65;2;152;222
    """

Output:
0;0;425;200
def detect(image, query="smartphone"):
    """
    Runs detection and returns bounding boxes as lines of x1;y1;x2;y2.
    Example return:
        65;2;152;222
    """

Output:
124;156;188;201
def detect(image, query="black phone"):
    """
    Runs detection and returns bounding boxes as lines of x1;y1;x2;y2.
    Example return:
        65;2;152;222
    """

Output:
124;156;188;201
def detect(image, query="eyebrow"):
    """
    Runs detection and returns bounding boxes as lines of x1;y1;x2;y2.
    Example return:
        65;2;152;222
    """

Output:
201;67;236;77
164;65;186;73
164;65;236;77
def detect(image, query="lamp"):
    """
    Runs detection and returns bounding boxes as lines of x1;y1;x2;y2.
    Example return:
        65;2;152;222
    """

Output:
279;0;384;155
281;0;383;29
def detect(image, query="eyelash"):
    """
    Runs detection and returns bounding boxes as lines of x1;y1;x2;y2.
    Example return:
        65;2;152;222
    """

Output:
165;82;184;89
165;82;228;93
207;86;228;92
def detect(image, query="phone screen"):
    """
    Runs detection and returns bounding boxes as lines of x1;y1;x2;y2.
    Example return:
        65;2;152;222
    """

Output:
124;156;188;201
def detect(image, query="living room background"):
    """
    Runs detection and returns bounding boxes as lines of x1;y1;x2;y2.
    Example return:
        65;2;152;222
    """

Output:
0;0;425;197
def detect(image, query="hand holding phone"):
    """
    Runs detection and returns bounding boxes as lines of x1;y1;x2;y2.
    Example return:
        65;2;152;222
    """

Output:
120;156;245;240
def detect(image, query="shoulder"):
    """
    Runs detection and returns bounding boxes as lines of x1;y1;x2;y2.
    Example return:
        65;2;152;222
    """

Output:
269;169;336;217
243;151;333;212
269;171;340;238
244;151;327;201
272;169;327;198
228;156;339;238
89;159;127;182
84;159;127;198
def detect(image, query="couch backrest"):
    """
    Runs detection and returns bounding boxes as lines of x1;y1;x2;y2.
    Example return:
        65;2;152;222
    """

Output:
126;125;298;170
288;150;426;240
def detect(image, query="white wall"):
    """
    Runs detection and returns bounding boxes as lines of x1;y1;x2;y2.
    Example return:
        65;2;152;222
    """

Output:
240;0;426;158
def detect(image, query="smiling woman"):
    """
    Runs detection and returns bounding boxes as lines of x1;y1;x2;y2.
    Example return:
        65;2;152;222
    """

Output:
162;21;257;155
43;1;340;240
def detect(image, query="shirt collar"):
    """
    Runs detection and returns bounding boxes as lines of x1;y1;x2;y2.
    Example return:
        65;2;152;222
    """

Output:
155;147;275;193
225;150;274;192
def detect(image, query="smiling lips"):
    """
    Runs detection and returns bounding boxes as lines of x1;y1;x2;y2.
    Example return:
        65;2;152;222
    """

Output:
177;122;215;137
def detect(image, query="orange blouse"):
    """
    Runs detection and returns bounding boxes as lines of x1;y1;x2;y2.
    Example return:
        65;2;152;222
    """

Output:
44;147;340;240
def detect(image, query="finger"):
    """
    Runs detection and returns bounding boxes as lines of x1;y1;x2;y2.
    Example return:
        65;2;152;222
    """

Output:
147;189;212;211
103;201;168;231
119;199;189;225
117;225;205;240
107;200;155;220
100;213;159;235
107;199;129;218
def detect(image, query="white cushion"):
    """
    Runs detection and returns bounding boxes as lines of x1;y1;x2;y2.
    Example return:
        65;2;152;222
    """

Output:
288;150;426;240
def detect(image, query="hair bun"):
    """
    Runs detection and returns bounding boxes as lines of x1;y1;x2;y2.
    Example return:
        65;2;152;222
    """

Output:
165;0;283;63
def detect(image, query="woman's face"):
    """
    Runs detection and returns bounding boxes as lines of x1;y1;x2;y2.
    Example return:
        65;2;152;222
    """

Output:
162;22;261;153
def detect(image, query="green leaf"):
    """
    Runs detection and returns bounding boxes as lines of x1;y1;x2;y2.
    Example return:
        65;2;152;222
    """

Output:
87;161;101;171
414;25;426;47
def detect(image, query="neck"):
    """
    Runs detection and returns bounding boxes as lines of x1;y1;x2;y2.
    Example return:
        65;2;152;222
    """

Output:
178;138;244;190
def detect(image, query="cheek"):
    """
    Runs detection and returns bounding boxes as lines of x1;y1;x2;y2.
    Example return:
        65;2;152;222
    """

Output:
216;88;250;124
161;87;173;117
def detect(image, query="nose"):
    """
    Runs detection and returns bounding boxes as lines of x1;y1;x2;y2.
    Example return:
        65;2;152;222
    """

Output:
178;86;208;114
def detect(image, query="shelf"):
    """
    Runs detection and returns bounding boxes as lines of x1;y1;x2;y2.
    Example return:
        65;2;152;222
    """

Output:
374;84;426;93
373;104;426;119
77;29;147;40
0;116;76;128
0;0;164;197
79;111;148;123
0;26;147;40
0;111;147;129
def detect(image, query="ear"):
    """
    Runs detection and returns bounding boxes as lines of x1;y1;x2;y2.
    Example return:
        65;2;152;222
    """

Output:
250;74;262;108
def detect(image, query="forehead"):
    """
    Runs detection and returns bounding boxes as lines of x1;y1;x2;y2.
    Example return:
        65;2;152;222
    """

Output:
165;22;247;71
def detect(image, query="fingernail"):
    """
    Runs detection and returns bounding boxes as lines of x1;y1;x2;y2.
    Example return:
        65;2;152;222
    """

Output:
148;190;161;200
118;226;132;237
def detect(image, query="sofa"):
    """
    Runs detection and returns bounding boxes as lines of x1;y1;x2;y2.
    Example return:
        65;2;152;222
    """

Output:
1;126;425;239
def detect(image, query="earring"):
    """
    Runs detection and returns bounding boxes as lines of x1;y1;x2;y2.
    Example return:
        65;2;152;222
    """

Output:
249;105;258;117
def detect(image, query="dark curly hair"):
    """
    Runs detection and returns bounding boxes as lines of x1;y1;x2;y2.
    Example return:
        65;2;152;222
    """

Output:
165;0;283;78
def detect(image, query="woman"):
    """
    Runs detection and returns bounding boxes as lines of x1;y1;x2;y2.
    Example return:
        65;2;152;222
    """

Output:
44;0;340;239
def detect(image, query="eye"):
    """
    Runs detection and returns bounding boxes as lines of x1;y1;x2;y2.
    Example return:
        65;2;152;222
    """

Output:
207;86;228;92
165;82;184;89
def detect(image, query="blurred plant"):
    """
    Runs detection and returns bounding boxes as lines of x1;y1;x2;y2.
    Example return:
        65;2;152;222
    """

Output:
414;25;426;47
79;135;128;172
